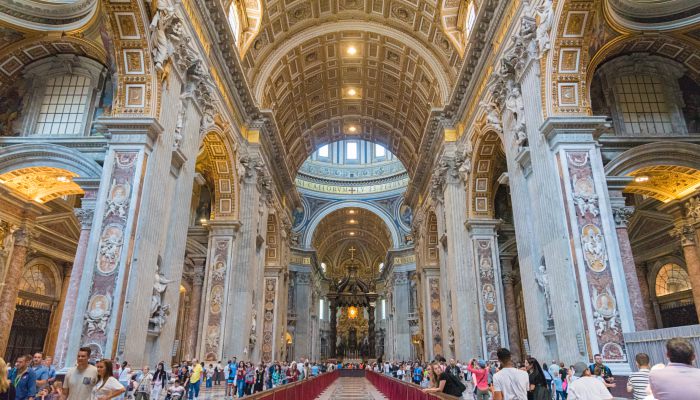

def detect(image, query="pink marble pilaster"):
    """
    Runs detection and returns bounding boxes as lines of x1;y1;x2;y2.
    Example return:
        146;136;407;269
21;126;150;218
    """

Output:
671;223;700;323
186;262;205;360
501;270;522;362
635;264;656;330
54;208;93;369
612;205;649;331
0;228;31;355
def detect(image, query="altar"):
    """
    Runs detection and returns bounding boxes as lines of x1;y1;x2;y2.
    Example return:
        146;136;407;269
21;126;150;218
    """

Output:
327;249;378;360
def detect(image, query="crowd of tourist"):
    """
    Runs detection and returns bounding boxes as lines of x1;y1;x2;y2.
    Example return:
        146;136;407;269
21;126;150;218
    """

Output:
0;347;336;400
371;337;700;400
0;336;698;400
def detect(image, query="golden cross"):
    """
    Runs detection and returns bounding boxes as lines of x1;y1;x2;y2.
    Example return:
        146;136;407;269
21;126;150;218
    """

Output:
348;246;356;260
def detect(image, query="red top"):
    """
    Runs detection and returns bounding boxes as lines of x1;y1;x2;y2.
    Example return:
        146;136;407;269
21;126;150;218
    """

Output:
467;365;489;390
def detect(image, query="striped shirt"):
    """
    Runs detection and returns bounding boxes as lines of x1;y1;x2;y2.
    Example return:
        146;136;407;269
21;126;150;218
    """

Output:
627;368;650;400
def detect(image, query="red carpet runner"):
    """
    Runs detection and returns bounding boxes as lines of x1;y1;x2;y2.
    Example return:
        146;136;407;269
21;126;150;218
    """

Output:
366;370;458;400
246;369;339;399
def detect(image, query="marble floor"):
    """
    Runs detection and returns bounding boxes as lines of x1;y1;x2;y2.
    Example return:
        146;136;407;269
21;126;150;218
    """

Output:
315;377;387;400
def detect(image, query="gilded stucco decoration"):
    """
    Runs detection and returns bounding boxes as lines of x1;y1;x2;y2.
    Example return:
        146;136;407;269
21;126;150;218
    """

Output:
0;167;84;203
200;130;239;220
312;208;391;279
626;166;700;203
469;130;506;217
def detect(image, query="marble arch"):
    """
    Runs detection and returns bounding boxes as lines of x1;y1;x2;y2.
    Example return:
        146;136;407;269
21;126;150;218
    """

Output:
604;142;700;177
302;201;400;249
20;257;63;301
0;143;102;181
200;129;239;220
0;0;98;31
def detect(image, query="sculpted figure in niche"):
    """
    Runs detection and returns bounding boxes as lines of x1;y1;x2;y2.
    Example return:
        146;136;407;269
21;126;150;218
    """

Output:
505;82;528;150
150;259;174;332
481;100;502;132
150;2;178;72
535;263;553;320
86;295;111;335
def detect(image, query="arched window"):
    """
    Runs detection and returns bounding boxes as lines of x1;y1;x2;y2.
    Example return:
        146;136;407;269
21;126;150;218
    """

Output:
20;55;106;137
655;263;691;297
465;1;477;37
228;2;241;43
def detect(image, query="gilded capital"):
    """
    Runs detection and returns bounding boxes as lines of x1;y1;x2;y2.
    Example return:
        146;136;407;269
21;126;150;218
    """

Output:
670;223;696;247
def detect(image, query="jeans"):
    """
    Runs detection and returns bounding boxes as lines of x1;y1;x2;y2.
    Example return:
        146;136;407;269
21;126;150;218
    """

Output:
556;390;567;400
206;378;212;388
135;393;150;400
187;380;200;399
237;380;245;397
476;388;491;400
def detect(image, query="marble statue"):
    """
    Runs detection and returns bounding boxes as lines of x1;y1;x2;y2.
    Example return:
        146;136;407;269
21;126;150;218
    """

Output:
86;297;111;335
481;100;502;132
149;2;178;72
505;83;528;150
535;264;553;320
149;262;174;333
535;0;553;56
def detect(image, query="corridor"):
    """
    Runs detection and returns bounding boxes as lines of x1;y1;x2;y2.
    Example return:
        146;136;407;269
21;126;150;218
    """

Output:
315;377;388;400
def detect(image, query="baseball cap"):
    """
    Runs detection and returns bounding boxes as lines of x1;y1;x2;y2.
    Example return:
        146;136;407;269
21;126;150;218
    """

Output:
573;362;588;377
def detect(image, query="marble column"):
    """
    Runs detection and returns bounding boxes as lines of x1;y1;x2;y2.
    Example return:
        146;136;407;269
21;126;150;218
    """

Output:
670;221;700;322
0;228;31;355
636;264;656;330
368;304;376;358
501;266;522;362
54;207;95;369
329;300;337;358
186;259;205;360
432;142;481;360
392;271;411;361
609;194;648;331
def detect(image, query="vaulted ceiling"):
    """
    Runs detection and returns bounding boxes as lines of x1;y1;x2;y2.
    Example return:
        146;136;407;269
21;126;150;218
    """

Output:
240;0;467;174
312;207;392;278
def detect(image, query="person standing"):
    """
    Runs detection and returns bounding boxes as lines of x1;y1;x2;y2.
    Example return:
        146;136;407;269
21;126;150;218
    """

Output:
626;353;651;400
588;354;613;387
224;360;236;398
134;366;152;400
187;359;201;400
12;355;36;400
566;362;612;400
30;354;48;391
235;362;245;398
92;360;125;400
150;363;167;400
649;337;700;400
117;362;131;395
0;358;16;400
214;362;222;386
492;348;529;400
62;347;98;400
467;359;490;400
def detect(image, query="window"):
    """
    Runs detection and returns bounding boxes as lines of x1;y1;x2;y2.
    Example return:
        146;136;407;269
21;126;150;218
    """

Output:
381;299;386;319
655;263;691;297
375;144;386;158
228;3;240;42
465;2;476;37
319;299;325;320
614;75;673;135
346;142;358;160
35;74;91;135
318;144;329;158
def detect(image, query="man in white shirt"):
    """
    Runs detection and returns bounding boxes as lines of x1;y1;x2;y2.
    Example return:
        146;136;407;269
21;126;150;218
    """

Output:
567;362;613;400
62;347;98;400
493;348;529;400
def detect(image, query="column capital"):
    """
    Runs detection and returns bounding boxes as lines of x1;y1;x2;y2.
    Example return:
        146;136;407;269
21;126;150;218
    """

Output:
684;196;700;222
540;116;611;150
74;208;95;229
465;218;502;233
430;143;471;201
671;222;696;247
611;205;635;228
13;227;33;247
502;271;519;285
94;117;163;149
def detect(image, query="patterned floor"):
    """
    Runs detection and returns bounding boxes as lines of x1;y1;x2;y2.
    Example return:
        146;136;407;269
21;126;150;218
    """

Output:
315;377;387;400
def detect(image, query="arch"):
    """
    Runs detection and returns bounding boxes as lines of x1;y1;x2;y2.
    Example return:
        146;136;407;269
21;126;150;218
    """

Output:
0;0;98;31
0;143;102;180
647;255;689;298
303;201;400;249
469;130;506;218
604;142;700;176
20;257;63;301
225;0;263;58
253;21;452;105
0;35;107;94
185;238;208;257
200;128;239;220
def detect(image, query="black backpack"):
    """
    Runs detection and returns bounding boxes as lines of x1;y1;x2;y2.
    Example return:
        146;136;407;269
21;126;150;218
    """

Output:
444;372;466;396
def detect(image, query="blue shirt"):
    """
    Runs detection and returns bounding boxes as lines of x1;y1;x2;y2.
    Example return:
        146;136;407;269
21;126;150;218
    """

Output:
413;367;423;381
32;365;49;383
554;377;563;391
311;366;320;376
13;368;37;400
